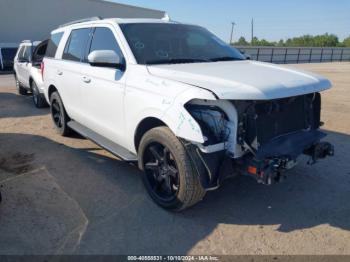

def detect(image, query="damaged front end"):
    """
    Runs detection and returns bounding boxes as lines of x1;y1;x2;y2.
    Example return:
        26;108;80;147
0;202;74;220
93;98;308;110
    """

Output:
183;92;334;189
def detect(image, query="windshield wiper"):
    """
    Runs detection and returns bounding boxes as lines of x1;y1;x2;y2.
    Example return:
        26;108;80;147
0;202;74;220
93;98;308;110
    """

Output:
147;58;210;65
210;57;245;62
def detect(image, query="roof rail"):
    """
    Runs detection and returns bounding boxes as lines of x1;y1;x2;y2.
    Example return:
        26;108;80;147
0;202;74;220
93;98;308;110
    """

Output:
21;40;32;43
59;16;103;28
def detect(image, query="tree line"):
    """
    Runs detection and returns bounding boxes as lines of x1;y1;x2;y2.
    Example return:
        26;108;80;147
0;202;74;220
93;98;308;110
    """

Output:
233;34;350;47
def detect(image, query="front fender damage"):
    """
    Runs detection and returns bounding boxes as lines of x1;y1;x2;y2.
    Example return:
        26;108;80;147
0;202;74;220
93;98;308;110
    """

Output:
180;93;334;190
180;99;238;190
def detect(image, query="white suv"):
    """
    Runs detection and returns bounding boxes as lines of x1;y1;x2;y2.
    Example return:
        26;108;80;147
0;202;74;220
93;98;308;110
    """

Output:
43;17;334;211
14;40;48;108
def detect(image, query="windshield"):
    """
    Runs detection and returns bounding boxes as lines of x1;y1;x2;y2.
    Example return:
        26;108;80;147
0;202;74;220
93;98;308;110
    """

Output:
120;23;245;65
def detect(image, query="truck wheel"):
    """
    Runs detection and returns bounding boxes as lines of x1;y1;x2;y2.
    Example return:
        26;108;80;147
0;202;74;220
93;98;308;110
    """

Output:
50;91;71;136
15;75;27;95
138;127;206;211
31;81;48;108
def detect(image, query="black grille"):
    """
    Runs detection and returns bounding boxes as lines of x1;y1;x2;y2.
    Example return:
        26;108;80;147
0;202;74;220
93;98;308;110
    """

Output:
237;93;321;147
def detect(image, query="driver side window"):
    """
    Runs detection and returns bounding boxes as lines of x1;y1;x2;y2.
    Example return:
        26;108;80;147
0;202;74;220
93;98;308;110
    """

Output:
87;27;124;60
186;32;208;47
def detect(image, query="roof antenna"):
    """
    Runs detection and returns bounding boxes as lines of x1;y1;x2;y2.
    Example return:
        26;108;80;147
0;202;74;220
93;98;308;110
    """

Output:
162;13;171;22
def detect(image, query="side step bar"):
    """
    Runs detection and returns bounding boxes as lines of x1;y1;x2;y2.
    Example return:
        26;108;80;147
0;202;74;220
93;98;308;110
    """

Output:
67;121;138;162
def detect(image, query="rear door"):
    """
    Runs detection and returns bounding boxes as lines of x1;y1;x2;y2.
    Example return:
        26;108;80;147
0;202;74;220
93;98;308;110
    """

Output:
58;28;92;121
31;40;49;91
15;46;28;84
80;26;126;145
43;32;64;102
19;46;32;87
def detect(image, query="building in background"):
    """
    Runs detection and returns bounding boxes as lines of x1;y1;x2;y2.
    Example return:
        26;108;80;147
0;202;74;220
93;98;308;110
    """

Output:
0;0;165;44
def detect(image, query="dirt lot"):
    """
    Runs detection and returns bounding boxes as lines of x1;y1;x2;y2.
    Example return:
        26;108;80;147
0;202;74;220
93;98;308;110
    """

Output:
0;63;349;255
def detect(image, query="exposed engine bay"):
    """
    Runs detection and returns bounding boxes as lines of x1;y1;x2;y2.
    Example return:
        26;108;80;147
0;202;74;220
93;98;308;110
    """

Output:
184;92;334;189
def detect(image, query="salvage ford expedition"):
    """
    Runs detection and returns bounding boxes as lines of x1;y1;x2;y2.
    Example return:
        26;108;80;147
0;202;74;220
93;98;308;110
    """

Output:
42;17;334;211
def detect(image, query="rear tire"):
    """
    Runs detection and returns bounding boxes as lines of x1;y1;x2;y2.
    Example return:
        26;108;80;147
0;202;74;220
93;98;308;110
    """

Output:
31;81;48;108
138;126;206;211
15;74;27;95
50;91;71;136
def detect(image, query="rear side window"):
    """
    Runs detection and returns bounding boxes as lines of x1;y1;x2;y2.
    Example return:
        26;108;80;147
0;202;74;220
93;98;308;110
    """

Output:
46;32;64;58
18;46;31;61
16;46;25;60
63;28;91;62
22;46;31;60
88;27;123;59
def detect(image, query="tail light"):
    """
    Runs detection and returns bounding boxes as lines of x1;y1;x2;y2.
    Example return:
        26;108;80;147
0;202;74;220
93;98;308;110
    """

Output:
40;61;44;79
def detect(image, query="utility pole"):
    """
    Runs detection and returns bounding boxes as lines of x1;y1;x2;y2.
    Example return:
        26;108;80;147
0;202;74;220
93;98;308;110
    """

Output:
251;18;254;45
230;22;235;45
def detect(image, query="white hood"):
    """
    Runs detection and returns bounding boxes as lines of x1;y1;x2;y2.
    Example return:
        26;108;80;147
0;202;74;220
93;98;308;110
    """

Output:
147;60;332;100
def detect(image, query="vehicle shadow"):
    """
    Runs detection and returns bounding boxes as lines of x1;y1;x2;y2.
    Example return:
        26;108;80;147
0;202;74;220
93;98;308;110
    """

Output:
0;92;49;118
0;71;14;75
0;130;349;254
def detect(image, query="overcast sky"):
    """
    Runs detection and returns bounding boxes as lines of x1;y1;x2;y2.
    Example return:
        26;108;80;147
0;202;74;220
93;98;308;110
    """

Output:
111;0;350;42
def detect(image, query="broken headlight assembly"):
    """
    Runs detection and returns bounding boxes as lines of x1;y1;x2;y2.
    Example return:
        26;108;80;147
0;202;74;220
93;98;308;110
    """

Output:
185;104;230;146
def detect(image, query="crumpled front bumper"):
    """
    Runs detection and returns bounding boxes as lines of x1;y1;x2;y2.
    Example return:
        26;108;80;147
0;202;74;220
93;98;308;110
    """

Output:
184;130;334;189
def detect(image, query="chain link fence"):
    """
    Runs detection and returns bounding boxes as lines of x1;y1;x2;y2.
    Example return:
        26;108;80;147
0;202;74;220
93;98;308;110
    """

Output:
236;47;350;64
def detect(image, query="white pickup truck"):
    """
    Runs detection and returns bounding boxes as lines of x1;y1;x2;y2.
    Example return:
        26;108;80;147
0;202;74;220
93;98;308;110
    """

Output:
43;17;334;211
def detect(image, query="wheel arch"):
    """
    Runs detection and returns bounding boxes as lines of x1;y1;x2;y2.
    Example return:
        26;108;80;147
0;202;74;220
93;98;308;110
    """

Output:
48;85;58;100
29;77;34;89
134;117;168;152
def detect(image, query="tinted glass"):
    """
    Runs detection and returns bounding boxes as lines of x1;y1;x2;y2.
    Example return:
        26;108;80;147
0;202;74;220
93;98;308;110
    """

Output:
1;48;18;60
120;23;245;65
46;32;64;58
33;40;48;63
22;46;31;60
63;28;91;62
18;46;31;61
16;46;25;59
88;27;123;58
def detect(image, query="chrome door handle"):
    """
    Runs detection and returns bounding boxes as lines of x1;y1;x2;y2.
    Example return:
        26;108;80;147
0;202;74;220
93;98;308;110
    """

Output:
82;76;91;83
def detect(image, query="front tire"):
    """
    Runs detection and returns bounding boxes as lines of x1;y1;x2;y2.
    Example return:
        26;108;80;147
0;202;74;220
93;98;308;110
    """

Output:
50;91;71;136
138;127;206;211
31;81;48;108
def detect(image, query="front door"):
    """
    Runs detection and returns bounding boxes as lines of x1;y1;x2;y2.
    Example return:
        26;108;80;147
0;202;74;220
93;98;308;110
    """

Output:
80;26;126;146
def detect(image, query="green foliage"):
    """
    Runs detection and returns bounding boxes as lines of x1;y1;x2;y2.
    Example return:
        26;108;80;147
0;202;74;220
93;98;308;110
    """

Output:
285;33;339;47
233;33;349;47
343;36;350;47
235;36;250;46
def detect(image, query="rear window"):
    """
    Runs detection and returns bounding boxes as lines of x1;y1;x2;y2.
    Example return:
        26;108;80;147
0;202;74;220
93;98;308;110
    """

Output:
46;32;64;58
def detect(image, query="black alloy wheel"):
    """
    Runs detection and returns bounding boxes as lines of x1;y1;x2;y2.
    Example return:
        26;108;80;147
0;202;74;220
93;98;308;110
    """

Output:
32;83;39;105
51;99;63;129
144;142;180;202
138;126;206;211
50;91;71;136
31;82;48;108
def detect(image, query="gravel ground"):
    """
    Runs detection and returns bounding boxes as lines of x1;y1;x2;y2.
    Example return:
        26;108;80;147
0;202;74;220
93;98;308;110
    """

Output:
0;63;349;255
